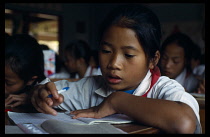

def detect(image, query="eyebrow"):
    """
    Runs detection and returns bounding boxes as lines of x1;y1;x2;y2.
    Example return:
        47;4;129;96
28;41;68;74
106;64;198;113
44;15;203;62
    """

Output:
101;41;138;51
164;53;182;59
121;45;138;51
100;41;112;47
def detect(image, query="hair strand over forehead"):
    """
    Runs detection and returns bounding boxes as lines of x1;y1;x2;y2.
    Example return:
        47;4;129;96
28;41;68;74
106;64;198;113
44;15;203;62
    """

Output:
99;4;161;61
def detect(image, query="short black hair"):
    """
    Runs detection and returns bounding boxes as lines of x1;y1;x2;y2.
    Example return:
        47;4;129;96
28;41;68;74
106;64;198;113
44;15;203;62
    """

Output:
98;4;161;62
161;32;195;72
5;34;46;83
64;39;91;65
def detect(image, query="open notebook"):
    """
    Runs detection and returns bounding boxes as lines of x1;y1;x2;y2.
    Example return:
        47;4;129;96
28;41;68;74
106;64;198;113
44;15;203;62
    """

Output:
8;111;133;134
8;111;133;125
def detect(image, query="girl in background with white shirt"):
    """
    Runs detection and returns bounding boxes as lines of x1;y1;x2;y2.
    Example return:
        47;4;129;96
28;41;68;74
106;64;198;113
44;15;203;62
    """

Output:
64;39;102;79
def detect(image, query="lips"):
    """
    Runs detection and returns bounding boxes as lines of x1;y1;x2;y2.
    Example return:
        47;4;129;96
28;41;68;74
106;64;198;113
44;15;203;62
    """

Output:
163;71;171;76
107;75;122;84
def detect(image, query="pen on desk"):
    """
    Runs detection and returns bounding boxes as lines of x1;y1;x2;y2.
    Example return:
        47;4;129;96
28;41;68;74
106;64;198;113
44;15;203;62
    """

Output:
47;87;69;98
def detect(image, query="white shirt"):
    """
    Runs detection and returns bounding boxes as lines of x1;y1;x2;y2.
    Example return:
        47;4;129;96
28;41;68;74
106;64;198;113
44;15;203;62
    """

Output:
49;67;71;79
52;70;201;133
175;69;199;93
75;65;102;79
193;65;205;77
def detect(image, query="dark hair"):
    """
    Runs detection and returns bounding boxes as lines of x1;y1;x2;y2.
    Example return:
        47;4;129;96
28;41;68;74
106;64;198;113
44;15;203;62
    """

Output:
90;49;100;68
5;34;46;84
98;4;161;61
161;32;195;72
64;39;91;65
191;43;202;61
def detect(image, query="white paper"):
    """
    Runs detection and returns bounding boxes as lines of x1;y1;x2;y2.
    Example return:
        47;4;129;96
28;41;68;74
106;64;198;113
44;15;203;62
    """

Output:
8;112;133;125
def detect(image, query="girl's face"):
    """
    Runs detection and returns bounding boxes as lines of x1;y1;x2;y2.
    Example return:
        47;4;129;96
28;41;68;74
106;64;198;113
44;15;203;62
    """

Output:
5;65;25;97
160;43;185;79
99;25;152;91
64;52;78;73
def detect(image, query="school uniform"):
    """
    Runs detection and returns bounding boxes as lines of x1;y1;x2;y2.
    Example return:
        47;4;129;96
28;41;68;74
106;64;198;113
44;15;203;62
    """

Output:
175;68;199;93
193;64;205;78
75;65;102;79
51;67;201;134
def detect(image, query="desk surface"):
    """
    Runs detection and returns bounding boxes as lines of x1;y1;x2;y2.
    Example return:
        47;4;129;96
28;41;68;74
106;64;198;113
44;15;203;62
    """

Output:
195;97;205;109
5;107;160;134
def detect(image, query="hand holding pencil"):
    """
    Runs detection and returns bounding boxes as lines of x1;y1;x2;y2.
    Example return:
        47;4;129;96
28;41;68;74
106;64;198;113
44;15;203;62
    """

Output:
31;82;64;116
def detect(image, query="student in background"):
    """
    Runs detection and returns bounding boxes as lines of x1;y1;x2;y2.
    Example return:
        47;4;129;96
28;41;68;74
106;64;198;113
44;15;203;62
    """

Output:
159;32;199;93
64;39;101;79
193;23;205;94
40;44;71;79
30;5;201;133
5;34;46;108
89;49;100;68
190;43;205;79
89;49;102;74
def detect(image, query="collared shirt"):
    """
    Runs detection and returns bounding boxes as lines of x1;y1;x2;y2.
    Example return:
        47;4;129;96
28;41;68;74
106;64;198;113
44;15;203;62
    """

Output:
52;70;201;133
75;65;102;79
175;68;199;92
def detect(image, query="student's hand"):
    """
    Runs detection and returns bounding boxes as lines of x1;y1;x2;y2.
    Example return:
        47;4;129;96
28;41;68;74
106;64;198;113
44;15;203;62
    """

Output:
31;82;64;115
197;79;205;94
5;93;28;108
70;92;117;119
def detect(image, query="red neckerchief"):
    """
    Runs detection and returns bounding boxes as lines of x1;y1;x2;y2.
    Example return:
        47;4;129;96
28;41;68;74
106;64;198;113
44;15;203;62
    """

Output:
141;66;161;97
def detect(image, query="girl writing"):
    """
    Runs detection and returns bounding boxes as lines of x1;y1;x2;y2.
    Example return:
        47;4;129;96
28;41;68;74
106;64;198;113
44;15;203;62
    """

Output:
30;5;201;133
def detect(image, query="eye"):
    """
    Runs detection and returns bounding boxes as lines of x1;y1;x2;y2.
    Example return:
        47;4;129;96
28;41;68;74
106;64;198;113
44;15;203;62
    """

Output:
125;54;135;58
101;49;111;54
173;60;180;64
5;81;15;87
162;55;168;60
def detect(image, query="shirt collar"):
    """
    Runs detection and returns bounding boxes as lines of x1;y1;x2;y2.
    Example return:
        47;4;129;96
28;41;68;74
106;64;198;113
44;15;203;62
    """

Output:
175;68;186;86
95;86;114;97
94;70;152;97
133;70;152;96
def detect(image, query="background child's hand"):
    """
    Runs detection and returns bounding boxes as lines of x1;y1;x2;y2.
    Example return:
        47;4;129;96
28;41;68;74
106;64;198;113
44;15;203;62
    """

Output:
197;79;205;94
70;93;117;119
31;82;64;115
5;93;28;108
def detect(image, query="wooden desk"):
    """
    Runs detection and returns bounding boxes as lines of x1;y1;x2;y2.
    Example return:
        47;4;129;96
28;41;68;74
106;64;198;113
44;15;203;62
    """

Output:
195;97;205;134
50;78;80;82
5;107;160;134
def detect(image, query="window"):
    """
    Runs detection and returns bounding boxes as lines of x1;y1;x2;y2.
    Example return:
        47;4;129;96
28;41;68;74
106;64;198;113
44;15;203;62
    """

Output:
5;9;60;54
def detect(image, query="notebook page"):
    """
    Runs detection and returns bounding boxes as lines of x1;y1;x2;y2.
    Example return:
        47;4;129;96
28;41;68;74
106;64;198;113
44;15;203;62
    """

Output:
75;114;133;125
8;111;86;125
41;119;127;134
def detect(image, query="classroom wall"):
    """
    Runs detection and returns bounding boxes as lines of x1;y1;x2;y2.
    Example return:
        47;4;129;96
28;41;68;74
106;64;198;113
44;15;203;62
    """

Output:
5;3;205;54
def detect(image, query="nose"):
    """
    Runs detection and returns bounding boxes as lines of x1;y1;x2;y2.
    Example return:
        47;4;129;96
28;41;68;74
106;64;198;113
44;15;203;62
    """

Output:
107;54;122;70
165;59;173;69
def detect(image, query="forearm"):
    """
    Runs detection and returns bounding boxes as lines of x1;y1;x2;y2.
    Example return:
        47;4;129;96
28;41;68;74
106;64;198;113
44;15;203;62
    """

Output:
110;92;196;133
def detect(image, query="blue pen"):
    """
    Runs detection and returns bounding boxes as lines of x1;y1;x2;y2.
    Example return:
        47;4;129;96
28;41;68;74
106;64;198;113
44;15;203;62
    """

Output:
47;87;70;98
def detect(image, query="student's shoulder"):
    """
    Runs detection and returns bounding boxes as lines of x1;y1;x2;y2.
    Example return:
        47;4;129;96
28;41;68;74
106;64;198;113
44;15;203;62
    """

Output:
156;76;183;87
54;76;105;91
152;76;192;99
75;75;105;87
153;76;185;94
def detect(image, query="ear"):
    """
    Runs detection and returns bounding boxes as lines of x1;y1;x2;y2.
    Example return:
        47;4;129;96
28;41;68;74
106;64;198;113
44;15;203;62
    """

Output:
149;51;160;70
26;76;38;85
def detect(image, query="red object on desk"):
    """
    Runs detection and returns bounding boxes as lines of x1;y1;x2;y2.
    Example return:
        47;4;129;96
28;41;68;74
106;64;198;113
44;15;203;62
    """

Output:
5;109;12;112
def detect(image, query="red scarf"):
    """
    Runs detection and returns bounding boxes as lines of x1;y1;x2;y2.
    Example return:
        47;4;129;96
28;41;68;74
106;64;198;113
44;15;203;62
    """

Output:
141;66;161;97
